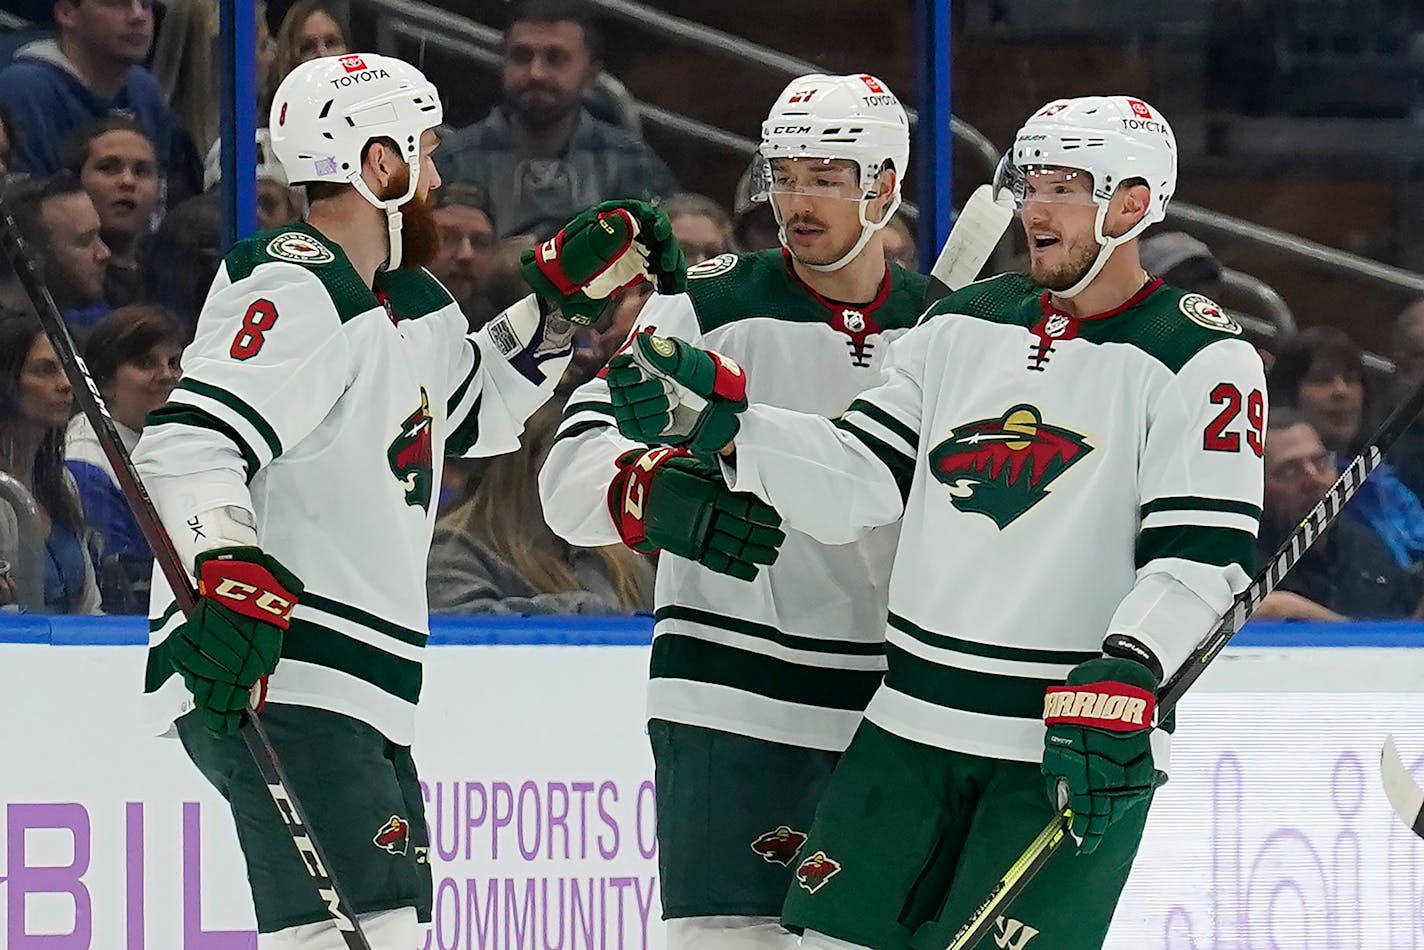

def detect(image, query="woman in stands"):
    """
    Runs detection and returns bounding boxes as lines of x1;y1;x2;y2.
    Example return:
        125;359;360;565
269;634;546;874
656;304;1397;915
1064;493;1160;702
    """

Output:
0;310;99;614
427;402;654;614
65;304;181;612
65;117;161;308
273;1;350;84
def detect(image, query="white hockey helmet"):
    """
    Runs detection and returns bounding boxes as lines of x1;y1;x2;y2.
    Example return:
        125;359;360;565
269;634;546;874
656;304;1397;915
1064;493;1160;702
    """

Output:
999;95;1177;297
268;52;443;268
754;73;910;271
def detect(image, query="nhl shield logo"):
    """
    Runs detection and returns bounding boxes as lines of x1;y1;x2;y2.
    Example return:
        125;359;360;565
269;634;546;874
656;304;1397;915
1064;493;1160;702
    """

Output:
387;388;434;512
373;815;410;855
750;825;807;866
928;404;1092;529
794;851;842;894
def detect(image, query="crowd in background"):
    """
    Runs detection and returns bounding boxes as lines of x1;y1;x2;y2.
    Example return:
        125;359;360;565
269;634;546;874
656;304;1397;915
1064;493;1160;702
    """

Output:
0;0;1422;622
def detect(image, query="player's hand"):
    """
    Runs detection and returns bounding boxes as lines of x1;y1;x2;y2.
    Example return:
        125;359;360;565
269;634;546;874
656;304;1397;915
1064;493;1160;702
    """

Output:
520;199;686;326
607;446;784;581
168;546;303;737
1040;654;1163;854
606;333;747;456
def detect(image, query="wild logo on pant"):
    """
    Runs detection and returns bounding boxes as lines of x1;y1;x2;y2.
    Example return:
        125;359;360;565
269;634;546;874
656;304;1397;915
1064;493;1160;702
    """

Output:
749;825;807;866
373;815;410;855
793;851;841;894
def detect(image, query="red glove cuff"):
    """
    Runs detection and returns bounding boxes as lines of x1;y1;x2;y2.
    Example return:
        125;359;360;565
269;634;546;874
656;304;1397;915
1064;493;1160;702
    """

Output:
707;351;747;403
535;208;638;297
607;446;691;549
198;558;300;630
1043;681;1155;733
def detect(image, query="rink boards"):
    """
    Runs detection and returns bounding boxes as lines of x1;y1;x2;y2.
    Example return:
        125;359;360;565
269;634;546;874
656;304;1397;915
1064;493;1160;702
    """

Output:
2;616;1424;949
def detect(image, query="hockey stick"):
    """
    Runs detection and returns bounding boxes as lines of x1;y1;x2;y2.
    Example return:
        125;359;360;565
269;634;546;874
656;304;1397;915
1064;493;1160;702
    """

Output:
0;193;374;949
945;368;1424;950
1380;736;1424;838
924;183;1015;306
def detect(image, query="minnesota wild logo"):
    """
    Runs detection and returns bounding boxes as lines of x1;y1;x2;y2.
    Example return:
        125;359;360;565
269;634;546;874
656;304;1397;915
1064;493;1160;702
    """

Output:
928;404;1091;529
388;388;434;512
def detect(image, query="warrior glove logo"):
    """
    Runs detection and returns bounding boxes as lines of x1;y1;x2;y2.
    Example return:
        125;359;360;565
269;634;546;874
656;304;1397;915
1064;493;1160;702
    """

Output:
388;388;434;512
928;405;1091;528
373;815;410;856
794;851;842;893
750;825;807;866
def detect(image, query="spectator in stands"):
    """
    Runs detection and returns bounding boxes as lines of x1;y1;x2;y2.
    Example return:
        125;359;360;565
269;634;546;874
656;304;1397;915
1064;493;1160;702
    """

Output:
65;116;159;307
201;129;305;231
272;1;350;84
64;304;179;612
430;182;498;330
439;0;678;241
1255;409;1424;619
660;192;732;266
427;402;653;614
147;190;221;339
0;310;100;613
0;173;111;334
1140;232;1226;300
883;213;919;271
1269;326;1424;570
0;0;200;201
1388;298;1424;498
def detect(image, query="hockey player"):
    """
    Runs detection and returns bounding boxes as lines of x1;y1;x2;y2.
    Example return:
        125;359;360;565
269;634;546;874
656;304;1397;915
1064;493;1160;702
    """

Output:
605;96;1266;950
133;54;684;948
539;74;927;948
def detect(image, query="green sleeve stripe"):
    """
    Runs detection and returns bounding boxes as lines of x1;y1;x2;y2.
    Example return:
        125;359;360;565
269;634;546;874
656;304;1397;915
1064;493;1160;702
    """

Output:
888;612;1096;666
846;399;919;450
655;604;886;657
145;405;259;483
176;378;283;460
553;418;613;445
884;643;1056;720
446;340;482;416
562;400;615;421
148;600;182;631
650;633;883;711
303;592;428;648
445;392;484;457
833;418;915;504
1140;496;1262;521
1136;524;1257;570
143;636;176;693
283;618;422;704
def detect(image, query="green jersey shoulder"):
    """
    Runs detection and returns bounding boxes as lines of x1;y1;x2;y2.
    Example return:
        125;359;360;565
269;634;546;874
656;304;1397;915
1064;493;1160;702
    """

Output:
685;248;929;335
923;272;1246;373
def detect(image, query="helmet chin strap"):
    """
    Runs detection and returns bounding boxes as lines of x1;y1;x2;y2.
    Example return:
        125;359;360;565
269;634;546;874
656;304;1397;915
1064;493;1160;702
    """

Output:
351;155;422;271
775;190;901;274
1054;203;1152;299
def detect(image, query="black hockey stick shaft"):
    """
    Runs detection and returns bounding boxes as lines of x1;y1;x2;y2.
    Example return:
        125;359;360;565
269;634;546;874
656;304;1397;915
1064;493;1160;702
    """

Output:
0;193;373;950
946;374;1424;950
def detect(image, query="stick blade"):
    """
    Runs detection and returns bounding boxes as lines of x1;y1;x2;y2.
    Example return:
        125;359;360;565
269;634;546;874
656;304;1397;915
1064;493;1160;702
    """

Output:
1381;735;1424;838
924;184;1015;308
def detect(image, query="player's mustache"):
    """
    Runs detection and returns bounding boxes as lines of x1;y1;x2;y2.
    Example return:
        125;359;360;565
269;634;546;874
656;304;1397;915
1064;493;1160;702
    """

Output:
786;215;828;230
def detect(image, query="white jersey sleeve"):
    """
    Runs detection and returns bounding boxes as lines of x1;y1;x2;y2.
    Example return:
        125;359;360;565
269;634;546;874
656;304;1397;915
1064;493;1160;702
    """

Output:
539;292;703;546
1105;337;1266;678
134;260;351;550
725;328;922;544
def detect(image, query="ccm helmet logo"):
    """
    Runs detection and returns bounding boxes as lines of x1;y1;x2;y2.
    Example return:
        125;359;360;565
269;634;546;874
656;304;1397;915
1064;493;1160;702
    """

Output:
771;125;812;135
339;54;368;72
212;578;294;618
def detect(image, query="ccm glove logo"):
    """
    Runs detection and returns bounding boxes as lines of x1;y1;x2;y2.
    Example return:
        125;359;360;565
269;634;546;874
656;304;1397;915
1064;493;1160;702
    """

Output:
198;557;300;630
1042;681;1154;732
211;579;295;619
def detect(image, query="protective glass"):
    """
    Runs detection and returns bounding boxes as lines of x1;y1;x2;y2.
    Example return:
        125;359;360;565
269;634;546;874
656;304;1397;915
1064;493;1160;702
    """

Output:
993;155;1098;209
752;155;866;203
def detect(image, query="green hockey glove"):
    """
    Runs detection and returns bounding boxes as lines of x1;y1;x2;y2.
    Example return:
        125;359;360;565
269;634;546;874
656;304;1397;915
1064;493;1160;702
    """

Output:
1041;645;1164;854
521;199;686;325
169;546;303;736
606;333;747;455
607;446;785;581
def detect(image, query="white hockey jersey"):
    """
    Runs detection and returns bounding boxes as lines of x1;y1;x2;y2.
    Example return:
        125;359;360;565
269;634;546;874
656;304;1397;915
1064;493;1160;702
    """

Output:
137;225;557;744
723;273;1266;763
540;249;927;752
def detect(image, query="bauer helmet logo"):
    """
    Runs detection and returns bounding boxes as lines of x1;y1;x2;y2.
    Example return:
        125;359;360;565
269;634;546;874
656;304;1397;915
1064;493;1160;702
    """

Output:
929;405;1092;529
340;54;368;73
750;826;807;866
373;815;410;856
794;851;842;894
